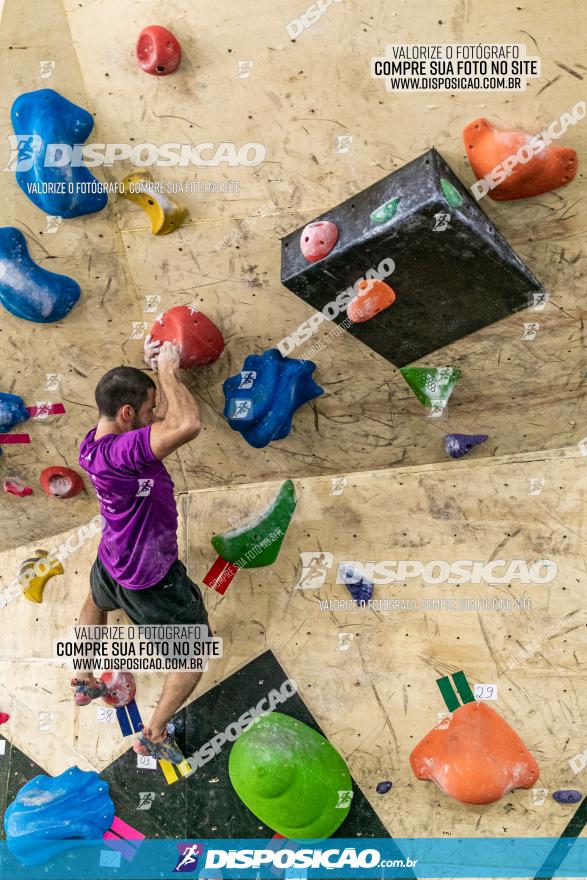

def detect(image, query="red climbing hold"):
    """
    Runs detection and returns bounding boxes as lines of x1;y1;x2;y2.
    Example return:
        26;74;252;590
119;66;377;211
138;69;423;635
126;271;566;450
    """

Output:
300;220;339;262
150;305;224;369
3;478;33;497
0;712;9;724
40;466;84;499
101;672;137;708
136;26;182;76
464;117;578;201
347;279;396;323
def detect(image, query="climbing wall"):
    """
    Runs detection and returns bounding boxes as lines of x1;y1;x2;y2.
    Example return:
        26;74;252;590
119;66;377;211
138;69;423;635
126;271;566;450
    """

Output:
0;0;586;869
0;0;585;550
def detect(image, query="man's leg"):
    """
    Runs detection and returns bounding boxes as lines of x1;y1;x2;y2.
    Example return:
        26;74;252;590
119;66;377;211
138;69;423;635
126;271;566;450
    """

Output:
139;671;203;747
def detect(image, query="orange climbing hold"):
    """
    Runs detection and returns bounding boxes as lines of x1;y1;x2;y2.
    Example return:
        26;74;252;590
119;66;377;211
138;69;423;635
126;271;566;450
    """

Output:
347;279;396;323
464;117;578;201
410;700;539;805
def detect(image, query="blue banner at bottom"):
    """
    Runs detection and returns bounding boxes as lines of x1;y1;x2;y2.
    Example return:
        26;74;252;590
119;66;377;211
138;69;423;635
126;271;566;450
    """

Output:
0;837;586;879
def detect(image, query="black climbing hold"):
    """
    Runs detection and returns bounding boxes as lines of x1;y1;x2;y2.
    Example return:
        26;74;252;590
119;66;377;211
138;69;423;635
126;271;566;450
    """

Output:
376;781;393;794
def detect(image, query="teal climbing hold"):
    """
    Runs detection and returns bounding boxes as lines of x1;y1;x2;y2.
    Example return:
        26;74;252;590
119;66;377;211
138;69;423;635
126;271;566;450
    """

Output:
370;197;401;225
400;366;461;408
229;712;353;839
11;89;107;218
0;228;80;322
211;480;296;568
440;178;464;208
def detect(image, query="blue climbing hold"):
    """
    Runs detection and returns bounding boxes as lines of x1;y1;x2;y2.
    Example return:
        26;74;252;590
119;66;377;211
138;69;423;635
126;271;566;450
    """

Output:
11;89;107;218
340;564;373;606
4;766;115;867
376;781;393;794
444;433;488;459
0;392;29;432
552;790;582;804
0;228;80;322
223;348;324;448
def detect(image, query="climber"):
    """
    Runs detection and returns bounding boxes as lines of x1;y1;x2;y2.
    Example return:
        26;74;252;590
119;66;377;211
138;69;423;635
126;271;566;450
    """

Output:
73;338;207;762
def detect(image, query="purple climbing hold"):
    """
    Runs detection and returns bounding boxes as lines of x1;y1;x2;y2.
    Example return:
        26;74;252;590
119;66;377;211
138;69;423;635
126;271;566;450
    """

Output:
444;433;488;459
340;564;373;606
552;790;582;804
376;781;393;794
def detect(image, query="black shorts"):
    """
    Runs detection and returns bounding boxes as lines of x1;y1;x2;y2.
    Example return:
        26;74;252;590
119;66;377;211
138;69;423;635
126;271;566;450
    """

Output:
90;556;210;629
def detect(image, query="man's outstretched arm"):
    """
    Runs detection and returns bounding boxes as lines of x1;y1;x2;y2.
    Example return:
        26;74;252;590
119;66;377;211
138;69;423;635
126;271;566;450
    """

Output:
149;341;201;459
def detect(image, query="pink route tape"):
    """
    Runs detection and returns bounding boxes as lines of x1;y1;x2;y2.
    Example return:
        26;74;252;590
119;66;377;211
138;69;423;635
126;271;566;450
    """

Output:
26;403;65;418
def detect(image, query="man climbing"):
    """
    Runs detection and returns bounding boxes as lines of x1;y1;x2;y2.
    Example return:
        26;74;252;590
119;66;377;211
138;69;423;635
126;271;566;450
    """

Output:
73;338;207;762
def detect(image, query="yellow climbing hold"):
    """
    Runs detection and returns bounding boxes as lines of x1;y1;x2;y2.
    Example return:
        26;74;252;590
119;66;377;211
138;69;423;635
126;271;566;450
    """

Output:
18;549;64;604
119;171;188;235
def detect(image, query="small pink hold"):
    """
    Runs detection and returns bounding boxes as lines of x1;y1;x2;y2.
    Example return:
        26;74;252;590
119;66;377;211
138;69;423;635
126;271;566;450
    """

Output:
3;478;33;497
0;712;9;724
136;25;182;76
300;220;338;263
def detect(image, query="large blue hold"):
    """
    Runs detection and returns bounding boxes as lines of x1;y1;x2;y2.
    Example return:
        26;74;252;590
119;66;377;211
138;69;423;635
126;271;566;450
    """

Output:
223;348;324;448
0;391;29;432
11;89;107;218
0;227;80;321
4;766;115;867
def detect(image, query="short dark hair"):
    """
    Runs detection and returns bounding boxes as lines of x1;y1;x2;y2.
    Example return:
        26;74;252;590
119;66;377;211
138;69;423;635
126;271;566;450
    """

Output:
95;366;156;418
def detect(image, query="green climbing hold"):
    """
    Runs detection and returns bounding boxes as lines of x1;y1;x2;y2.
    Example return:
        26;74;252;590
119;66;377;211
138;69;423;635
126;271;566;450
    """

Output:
229;712;352;839
440;178;464;208
400;366;462;408
211;480;296;568
370;196;400;225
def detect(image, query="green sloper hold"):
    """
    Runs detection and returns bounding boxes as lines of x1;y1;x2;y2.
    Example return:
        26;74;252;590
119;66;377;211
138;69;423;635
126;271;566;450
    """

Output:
440;178;464;207
228;713;352;839
400;366;462;408
370;196;400;225
211;480;296;568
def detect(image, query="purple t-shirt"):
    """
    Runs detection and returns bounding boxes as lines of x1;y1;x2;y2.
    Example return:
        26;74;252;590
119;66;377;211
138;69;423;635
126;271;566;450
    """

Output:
79;425;178;589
